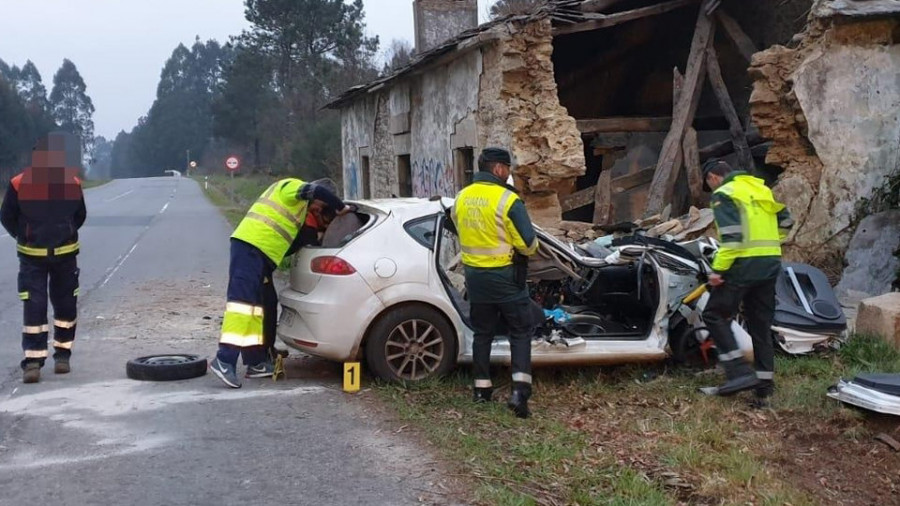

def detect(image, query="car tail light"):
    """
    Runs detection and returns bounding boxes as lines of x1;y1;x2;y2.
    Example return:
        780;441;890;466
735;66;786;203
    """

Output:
311;256;356;275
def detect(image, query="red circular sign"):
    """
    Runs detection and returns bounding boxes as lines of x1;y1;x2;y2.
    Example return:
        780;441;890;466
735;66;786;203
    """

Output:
225;156;240;171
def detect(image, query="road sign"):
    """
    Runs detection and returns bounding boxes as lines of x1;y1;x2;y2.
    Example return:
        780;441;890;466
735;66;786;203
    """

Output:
225;156;240;172
189;161;197;168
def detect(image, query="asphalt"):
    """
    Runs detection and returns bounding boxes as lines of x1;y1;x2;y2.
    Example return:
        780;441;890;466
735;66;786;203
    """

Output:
0;177;452;505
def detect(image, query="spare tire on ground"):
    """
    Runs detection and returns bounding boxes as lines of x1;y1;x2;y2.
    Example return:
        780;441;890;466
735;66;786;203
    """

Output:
126;354;208;381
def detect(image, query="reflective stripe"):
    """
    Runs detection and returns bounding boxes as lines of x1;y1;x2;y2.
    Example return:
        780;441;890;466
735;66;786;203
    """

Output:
717;225;742;235
24;349;48;358
73;288;80;296
244;212;293;243
18;291;29;300
54;319;77;329
225;302;265;317
495;190;514;246
258;198;302;226
461;244;513;256
219;332;264;347
756;371;774;380
717;349;744;362
719;239;781;250
512;372;532;384
52;340;74;350
16;242;80;256
23;325;50;334
474;379;493;388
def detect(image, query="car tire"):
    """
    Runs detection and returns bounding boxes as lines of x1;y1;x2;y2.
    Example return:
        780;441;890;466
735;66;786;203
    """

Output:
365;304;458;382
126;354;208;381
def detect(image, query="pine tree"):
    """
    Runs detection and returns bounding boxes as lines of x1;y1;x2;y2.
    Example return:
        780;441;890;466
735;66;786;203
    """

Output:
50;59;95;161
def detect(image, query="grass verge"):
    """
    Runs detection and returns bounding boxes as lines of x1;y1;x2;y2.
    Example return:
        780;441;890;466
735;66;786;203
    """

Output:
374;335;900;505
200;174;273;227
82;179;111;189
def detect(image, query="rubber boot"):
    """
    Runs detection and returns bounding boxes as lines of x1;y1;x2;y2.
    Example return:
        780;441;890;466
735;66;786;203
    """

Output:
507;382;531;419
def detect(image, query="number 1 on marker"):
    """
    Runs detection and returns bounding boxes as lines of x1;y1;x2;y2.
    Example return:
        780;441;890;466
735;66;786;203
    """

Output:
343;362;360;393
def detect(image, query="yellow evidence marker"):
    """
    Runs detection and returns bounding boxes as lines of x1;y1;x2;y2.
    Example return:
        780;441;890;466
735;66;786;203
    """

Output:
343;362;361;393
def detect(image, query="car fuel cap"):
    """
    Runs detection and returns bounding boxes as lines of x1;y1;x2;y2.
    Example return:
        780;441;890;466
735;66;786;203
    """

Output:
374;258;397;278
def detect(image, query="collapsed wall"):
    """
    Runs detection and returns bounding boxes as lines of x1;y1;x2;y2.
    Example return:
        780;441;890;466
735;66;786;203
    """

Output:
749;14;900;276
479;18;586;226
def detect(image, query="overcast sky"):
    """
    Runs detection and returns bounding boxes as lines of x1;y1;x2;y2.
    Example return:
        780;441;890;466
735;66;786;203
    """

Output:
0;0;496;140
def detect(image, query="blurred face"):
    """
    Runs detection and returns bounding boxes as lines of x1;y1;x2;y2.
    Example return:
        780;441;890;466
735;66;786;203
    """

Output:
705;172;725;191
32;149;67;169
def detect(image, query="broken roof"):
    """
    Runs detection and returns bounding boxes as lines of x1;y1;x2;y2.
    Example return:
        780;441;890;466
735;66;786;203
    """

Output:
325;0;704;109
813;0;900;18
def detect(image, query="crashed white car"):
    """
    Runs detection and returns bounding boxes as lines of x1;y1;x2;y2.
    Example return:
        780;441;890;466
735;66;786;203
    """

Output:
277;198;846;382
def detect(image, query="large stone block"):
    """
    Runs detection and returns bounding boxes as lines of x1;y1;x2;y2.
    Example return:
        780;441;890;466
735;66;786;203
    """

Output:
856;293;900;348
836;210;900;299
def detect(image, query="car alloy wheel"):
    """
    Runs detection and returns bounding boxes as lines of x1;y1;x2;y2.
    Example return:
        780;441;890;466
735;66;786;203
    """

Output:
385;319;445;381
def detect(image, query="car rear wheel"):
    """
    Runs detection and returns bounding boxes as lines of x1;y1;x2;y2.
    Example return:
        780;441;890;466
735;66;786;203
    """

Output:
365;305;457;382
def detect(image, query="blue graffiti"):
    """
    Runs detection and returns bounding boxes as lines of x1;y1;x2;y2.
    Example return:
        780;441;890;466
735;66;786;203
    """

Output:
412;158;455;197
345;161;359;199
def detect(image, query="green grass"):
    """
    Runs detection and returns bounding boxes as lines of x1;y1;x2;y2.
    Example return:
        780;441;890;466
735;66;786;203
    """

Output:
199;174;273;228
373;334;900;504
82;179;111;189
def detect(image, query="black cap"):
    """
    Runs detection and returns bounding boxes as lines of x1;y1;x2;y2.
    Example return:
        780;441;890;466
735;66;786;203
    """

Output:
701;159;732;192
312;177;338;195
478;147;512;167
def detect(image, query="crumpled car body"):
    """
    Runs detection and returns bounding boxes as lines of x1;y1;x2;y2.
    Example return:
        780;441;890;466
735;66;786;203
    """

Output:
828;374;900;416
277;198;846;382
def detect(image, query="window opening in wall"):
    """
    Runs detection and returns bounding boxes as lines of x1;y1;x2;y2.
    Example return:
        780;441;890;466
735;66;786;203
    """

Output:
361;155;371;198
397;155;412;197
454;147;474;189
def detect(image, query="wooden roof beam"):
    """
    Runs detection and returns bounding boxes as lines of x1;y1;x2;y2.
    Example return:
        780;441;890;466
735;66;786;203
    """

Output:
554;0;701;36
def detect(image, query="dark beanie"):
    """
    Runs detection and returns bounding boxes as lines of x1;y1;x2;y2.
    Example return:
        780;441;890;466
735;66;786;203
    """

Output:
478;147;512;166
701;159;733;192
312;178;338;195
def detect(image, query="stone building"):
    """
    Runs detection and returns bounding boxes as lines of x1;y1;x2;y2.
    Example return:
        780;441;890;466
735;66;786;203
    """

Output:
327;0;900;274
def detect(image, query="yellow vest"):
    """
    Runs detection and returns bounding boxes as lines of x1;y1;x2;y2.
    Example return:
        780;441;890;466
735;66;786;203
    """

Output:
454;182;535;268
232;178;309;265
712;174;783;272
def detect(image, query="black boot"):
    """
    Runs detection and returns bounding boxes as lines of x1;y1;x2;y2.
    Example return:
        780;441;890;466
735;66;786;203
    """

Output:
750;379;774;408
507;383;531;419
472;387;493;404
715;360;760;397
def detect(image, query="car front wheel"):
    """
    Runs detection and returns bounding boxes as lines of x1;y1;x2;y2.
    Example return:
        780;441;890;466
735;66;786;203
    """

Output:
365;304;458;382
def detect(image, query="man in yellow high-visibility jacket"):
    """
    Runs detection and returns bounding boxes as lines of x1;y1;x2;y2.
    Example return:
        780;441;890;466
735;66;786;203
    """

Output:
453;148;539;418
209;178;350;388
701;160;793;401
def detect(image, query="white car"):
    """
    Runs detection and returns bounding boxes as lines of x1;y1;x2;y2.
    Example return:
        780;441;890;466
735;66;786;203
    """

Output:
277;198;845;382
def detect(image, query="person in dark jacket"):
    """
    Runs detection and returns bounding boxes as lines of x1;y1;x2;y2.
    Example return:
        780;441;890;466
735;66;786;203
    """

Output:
0;132;87;383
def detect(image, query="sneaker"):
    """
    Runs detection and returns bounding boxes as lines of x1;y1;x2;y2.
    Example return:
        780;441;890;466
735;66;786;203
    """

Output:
54;357;70;374
23;362;41;384
246;360;275;379
210;357;241;388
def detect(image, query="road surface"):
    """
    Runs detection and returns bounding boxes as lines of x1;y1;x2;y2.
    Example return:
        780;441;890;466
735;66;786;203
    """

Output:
0;177;454;505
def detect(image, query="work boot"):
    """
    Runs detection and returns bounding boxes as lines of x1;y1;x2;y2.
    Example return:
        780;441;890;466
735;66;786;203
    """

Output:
245;360;275;379
715;374;760;397
209;357;241;388
507;383;531;419
23;362;41;384
749;379;775;408
472;387;493;404
54;357;70;374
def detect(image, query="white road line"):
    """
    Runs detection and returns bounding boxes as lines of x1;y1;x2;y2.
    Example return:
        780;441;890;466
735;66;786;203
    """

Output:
160;201;170;214
104;189;134;203
99;242;139;288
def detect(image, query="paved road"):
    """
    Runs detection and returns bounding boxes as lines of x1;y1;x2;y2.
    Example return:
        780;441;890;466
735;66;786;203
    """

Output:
0;177;450;505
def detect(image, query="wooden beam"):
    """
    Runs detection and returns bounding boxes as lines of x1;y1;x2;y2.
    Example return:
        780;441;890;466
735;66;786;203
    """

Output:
715;10;757;61
593;169;613;224
577;117;673;133
706;45;753;171
698;130;764;160
683;127;704;205
554;0;700;36
560;185;598;212
645;1;716;217
610;167;656;194
580;0;630;13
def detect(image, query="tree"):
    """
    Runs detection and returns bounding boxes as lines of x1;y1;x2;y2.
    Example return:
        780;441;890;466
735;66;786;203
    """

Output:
88;135;113;179
0;73;35;170
382;39;413;75
50;59;95;161
490;0;547;18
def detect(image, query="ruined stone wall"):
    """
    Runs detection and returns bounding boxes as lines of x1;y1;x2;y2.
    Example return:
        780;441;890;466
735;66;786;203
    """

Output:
750;15;900;274
487;18;586;226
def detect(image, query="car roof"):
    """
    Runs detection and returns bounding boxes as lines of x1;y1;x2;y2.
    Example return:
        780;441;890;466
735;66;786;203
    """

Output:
349;197;455;221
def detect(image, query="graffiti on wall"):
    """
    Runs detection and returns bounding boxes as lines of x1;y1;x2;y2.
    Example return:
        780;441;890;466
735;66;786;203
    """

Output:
345;161;359;199
412;158;455;198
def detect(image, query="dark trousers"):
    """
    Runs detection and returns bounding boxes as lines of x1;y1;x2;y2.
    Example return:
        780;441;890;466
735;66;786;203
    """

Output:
471;299;534;389
216;239;274;367
702;278;777;380
19;255;79;368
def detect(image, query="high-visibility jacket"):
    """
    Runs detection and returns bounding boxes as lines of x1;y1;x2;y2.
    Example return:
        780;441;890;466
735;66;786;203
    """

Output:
454;181;538;268
711;173;786;273
232;178;309;266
